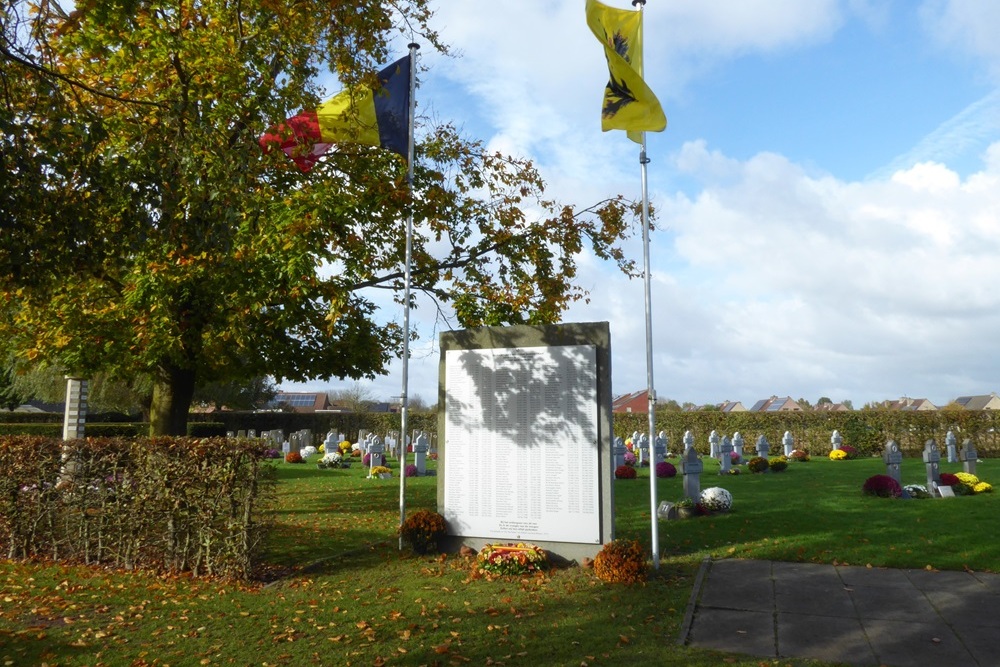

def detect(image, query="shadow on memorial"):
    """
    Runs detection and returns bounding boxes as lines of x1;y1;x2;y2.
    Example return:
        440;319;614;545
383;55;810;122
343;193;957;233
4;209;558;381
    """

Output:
445;327;602;448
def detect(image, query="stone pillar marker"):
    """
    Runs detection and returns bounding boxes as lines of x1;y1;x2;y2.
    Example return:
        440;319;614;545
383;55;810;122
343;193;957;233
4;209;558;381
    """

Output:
681;446;703;502
883;440;902;485
831;430;842;451
782;431;794;457
732;432;744;462
923;439;941;495
719;436;733;475
369;436;385;472
62;376;89;441
653;434;667;464
613;437;626;469
945;430;958;463
755;435;770;460
683;430;695;453
637;434;649;466
709;430;720;458
413;432;430;475
960;438;978;476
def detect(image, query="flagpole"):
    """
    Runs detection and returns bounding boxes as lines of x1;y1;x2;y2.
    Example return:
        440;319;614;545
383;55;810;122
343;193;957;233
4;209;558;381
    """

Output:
399;41;419;550
632;0;659;571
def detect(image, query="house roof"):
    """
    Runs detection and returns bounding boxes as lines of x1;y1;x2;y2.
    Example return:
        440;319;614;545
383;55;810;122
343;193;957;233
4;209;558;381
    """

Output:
268;392;331;412
954;394;999;410
611;390;649;413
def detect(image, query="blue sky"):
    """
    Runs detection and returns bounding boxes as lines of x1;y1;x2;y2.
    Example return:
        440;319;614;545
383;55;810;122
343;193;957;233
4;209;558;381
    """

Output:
282;0;1000;410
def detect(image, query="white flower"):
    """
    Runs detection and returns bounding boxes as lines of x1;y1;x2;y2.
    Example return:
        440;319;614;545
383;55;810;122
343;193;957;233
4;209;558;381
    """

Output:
699;487;733;512
301;446;317;458
903;484;931;499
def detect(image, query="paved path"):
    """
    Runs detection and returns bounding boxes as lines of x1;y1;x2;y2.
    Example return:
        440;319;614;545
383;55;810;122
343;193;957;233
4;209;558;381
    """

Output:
678;558;1000;666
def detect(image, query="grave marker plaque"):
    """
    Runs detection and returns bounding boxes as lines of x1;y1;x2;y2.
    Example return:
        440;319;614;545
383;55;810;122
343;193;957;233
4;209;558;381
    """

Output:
756;435;770;460
960;438;978;476
709;430;720;458
681;447;703;501
923;439;941;494
883;440;902;484
732;432;744;462
719;436;733;475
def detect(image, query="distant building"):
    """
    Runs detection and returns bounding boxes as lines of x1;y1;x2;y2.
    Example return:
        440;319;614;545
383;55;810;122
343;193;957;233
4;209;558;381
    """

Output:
268;392;331;413
882;397;937;411
749;396;803;413
952;393;1000;410
814;402;850;412
719;400;747;413
612;390;649;414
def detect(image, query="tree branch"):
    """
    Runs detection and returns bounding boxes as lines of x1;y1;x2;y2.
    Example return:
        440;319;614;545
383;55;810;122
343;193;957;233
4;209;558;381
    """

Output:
0;44;166;108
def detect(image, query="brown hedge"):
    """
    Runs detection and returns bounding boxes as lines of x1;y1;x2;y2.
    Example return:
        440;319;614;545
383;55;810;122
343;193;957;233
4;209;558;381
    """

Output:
0;436;275;579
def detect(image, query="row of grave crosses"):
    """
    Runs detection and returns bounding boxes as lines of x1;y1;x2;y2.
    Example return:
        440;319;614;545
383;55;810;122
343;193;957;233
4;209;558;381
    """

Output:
884;436;978;497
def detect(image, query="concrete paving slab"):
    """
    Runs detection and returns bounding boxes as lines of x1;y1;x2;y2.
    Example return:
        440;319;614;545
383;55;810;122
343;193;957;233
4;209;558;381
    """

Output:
774;582;856;616
849;584;939;621
971;570;1000;594
904;568;989;594
687;607;775;657
958;625;1000;666
863;618;975;667
777;612;876;666
837;564;912;588
682;558;1000;667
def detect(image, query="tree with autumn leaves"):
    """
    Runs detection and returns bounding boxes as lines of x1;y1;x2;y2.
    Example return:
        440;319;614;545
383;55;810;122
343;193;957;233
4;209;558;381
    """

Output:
0;0;646;435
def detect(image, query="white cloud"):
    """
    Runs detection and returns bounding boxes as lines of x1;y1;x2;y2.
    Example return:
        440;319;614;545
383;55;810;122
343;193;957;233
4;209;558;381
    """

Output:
920;0;1000;80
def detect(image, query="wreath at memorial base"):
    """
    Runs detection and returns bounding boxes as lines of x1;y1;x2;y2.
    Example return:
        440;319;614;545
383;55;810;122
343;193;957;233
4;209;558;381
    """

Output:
475;543;548;577
593;539;646;584
399;509;447;555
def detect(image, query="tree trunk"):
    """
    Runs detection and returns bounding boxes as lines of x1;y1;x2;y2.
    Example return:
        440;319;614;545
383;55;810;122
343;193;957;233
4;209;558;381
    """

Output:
150;366;197;436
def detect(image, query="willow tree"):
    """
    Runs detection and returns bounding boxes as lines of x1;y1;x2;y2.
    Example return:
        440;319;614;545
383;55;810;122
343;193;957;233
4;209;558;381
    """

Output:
0;0;644;435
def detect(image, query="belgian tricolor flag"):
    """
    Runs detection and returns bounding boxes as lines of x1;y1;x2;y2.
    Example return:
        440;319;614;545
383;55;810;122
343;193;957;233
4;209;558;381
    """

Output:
261;55;411;172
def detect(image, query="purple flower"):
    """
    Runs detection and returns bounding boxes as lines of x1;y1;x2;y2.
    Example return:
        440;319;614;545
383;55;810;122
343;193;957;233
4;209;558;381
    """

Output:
862;474;902;498
405;464;418;477
623;452;637;466
655;461;676;478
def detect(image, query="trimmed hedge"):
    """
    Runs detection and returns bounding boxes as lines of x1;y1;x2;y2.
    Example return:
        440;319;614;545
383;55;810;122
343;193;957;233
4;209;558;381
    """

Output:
0;436;275;579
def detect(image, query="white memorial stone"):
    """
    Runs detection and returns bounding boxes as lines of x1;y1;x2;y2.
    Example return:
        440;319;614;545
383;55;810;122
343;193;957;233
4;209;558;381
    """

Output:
709;430;720;458
945;430;958;463
719;436;733;475
782;431;794;457
732;432;744;462
683;430;695;453
756;435;769;460
831;430;842;451
414;432;430;475
613;437;626;468
960;439;978;476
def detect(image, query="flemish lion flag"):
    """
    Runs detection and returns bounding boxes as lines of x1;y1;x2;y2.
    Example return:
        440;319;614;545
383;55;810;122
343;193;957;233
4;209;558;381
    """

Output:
586;0;666;143
260;55;411;172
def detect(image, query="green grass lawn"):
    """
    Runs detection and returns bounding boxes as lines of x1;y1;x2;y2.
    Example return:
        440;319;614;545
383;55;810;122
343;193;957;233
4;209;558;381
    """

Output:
2;454;997;666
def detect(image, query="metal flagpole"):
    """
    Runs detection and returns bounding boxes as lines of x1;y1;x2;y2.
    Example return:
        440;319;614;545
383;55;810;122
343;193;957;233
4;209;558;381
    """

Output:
633;0;659;571
399;41;419;550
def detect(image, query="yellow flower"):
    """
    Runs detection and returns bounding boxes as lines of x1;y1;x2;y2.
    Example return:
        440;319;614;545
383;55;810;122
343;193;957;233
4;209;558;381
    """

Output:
829;450;848;461
955;472;979;486
973;481;993;494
